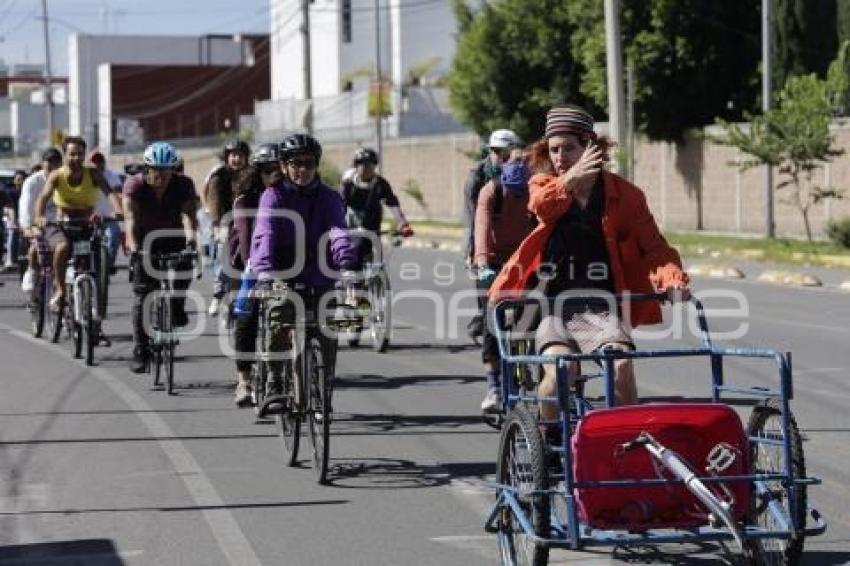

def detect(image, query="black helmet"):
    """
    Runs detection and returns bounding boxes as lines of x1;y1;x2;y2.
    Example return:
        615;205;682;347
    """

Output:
250;143;280;166
41;147;62;163
352;147;378;166
223;139;251;157
280;133;322;163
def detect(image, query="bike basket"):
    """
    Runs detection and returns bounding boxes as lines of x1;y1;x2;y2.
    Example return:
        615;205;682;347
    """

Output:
571;403;750;530
73;240;92;255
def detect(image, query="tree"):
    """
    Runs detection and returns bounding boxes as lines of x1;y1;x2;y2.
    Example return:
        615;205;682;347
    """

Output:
774;0;838;90
447;0;597;141
713;61;847;240
567;0;762;142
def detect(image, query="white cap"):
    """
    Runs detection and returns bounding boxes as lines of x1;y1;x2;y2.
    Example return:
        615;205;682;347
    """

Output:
488;129;522;149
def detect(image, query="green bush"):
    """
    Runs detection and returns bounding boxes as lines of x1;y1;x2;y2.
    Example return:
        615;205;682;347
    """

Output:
826;216;850;248
826;217;850;248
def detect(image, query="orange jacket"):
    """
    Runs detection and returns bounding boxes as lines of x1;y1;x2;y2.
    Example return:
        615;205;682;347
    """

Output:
488;170;688;327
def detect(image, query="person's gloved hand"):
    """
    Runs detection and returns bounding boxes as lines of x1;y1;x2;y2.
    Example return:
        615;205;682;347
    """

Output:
399;223;414;237
477;266;497;284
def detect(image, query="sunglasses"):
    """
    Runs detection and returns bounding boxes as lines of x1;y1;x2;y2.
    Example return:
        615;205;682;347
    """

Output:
287;158;317;170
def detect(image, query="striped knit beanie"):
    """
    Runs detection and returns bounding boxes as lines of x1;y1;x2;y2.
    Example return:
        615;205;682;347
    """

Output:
545;105;596;140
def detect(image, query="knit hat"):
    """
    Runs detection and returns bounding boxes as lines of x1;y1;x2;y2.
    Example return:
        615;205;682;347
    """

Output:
545;105;596;140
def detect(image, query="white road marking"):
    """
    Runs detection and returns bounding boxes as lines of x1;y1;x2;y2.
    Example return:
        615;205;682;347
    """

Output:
3;325;263;566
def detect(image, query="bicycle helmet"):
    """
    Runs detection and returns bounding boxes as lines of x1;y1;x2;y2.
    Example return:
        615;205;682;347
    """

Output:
142;141;180;168
223;139;251;157
250;143;280;166
280;133;322;163
352;147;378;166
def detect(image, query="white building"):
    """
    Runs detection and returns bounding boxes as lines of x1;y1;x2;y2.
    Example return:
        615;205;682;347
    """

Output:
264;0;465;141
68;34;250;145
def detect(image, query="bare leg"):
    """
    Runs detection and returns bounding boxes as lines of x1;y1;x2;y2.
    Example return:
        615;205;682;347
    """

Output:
52;240;69;303
537;344;579;422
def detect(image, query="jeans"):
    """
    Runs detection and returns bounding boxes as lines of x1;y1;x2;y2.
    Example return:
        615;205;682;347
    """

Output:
102;219;120;271
4;222;18;267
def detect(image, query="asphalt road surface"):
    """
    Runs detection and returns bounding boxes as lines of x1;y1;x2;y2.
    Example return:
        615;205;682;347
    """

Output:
0;248;848;565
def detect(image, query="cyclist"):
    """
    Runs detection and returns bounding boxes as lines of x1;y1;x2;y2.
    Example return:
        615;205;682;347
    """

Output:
88;149;124;275
33;137;122;312
230;143;280;407
19;149;62;299
246;133;356;403
489;105;689;418
463;129;522;340
205;139;251;317
340;147;413;268
474;152;536;412
123;142;199;373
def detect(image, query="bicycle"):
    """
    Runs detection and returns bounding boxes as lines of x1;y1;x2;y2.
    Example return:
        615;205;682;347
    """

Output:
27;235;54;340
140;249;198;395
46;220;105;365
484;293;826;566
336;229;401;352
254;280;337;484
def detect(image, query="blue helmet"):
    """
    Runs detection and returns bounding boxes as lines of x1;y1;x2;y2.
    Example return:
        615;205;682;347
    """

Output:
143;141;180;168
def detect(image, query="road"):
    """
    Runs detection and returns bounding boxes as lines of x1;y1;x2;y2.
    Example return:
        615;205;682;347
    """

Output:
0;247;848;565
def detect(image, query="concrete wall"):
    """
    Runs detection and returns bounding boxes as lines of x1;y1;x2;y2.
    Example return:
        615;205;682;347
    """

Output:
74;122;850;240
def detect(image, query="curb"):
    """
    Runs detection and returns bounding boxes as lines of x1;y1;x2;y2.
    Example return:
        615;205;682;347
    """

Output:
685;263;745;280
757;270;823;287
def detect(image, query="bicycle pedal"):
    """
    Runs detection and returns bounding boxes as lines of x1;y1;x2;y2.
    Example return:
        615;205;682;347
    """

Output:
257;395;287;418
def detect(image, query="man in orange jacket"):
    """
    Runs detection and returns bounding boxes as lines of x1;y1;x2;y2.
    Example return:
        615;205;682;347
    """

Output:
489;105;689;417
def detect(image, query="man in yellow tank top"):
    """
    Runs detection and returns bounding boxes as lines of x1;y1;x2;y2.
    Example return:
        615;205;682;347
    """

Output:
34;136;122;310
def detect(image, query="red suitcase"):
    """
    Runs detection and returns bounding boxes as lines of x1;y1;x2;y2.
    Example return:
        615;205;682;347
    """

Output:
571;403;751;530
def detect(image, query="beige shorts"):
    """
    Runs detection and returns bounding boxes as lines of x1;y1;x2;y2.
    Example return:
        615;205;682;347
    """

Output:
535;309;633;354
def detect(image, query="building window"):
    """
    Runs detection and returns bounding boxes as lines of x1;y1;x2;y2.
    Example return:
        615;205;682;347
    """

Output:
342;0;352;43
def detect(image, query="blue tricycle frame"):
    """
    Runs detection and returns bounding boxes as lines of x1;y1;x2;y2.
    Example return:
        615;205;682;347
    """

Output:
483;292;827;565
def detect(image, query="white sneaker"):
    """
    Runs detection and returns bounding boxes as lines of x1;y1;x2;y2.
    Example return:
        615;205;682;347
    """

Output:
207;297;221;316
481;389;501;413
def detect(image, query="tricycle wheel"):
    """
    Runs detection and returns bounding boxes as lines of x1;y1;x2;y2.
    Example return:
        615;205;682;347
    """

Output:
496;406;550;566
745;398;806;566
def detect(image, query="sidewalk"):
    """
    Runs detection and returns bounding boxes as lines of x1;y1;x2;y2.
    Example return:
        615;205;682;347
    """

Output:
403;224;850;291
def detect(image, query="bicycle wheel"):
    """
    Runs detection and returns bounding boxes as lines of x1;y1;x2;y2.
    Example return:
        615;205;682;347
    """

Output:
278;358;300;467
30;276;45;338
71;283;83;359
496;406;550;566
47;288;62;343
98;242;109;320
163;298;174;394
152;300;164;389
164;340;175;395
306;334;331;483
369;270;390;352
746;398;806;566
81;279;95;366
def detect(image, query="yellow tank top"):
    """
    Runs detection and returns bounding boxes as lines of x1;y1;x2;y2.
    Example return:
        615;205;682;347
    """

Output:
53;166;100;210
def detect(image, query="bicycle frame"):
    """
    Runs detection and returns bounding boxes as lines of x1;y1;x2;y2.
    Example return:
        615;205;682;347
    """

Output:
484;293;827;554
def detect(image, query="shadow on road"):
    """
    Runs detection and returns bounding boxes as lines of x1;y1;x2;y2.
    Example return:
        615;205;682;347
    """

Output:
0;499;349;517
332;412;488;436
0;539;126;565
326;457;448;489
335;373;481;389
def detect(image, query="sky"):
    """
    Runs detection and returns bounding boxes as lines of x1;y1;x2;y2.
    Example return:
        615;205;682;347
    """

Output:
0;0;270;76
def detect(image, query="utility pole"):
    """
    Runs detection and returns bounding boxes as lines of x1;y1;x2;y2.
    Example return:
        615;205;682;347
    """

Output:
301;0;313;134
604;0;625;173
762;0;775;238
374;0;383;162
40;0;55;145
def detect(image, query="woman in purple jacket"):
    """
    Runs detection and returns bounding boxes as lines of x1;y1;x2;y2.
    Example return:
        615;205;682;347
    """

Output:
247;133;355;403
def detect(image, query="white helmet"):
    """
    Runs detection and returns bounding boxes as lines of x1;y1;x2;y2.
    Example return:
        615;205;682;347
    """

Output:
488;129;522;149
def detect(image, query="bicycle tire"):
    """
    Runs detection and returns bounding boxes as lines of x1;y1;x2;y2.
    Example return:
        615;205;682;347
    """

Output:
30;282;45;338
746;398;806;566
279;358;300;467
496;406;550;566
369;270;390;353
165;341;175;395
47;294;62;343
306;334;331;483
163;299;174;394
98;242;109;320
82;280;95;366
152;300;164;389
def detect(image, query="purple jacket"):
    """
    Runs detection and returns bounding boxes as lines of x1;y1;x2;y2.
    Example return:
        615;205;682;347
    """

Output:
250;177;355;288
